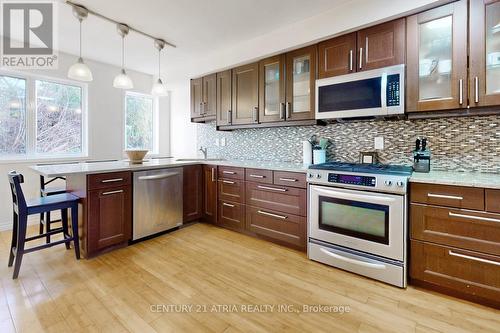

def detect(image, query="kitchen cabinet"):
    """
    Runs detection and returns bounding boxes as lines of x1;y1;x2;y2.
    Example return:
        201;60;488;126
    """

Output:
218;200;245;232
202;165;217;223
190;74;216;122
259;55;285;123
232;62;259;125
216;70;232;126
406;0;468;112
318;33;357;78
357;18;406;71
409;181;500;307
86;172;132;257
469;0;500;107
183;165;203;222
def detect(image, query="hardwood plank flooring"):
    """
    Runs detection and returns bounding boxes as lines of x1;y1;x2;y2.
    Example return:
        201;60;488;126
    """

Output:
0;223;498;333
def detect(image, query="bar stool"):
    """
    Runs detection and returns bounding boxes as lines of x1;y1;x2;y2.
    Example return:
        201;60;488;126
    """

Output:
39;174;67;243
8;171;80;279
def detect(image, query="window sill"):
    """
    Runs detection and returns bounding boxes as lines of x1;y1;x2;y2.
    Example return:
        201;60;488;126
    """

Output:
0;154;89;165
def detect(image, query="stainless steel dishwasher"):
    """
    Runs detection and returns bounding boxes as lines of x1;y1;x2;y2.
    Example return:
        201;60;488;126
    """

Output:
133;168;183;240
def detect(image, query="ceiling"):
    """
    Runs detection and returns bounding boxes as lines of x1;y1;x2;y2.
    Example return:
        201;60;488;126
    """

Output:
54;0;349;76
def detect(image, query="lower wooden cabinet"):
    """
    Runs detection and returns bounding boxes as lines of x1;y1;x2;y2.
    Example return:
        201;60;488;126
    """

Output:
183;165;203;222
88;185;132;256
246;206;306;250
246;182;306;216
410;240;500;308
217;200;245;231
203;165;218;223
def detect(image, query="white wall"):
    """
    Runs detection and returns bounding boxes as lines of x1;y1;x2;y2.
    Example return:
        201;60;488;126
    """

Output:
0;51;170;229
169;0;448;157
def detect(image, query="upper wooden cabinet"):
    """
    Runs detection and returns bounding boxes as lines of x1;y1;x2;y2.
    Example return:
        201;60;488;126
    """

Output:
406;0;468;112
469;0;500;107
190;74;216;121
232;62;259;125
318;33;357;78
357;18;406;71
216;70;232;126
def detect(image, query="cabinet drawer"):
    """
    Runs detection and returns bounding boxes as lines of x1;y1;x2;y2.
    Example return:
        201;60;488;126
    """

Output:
273;171;307;189
217;201;245;231
486;189;500;214
410;204;500;256
246;182;306;216
245;168;273;184
410;240;500;308
88;172;132;190
218;166;244;180
246;206;306;250
410;183;484;210
218;179;245;203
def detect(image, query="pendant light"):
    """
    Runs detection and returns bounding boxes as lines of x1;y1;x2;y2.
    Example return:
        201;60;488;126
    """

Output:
151;39;168;96
113;24;133;89
68;5;93;82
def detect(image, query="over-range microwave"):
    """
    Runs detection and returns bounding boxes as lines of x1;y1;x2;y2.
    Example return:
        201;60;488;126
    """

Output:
315;64;405;119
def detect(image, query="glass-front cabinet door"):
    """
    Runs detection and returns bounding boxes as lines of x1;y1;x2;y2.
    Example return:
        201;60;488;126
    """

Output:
470;0;500;106
259;55;285;123
406;0;468;112
285;45;317;121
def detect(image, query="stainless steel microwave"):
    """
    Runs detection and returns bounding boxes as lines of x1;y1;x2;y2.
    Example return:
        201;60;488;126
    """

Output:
315;64;405;119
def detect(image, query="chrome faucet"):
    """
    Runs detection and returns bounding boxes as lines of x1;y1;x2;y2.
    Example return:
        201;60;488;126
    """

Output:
199;146;208;159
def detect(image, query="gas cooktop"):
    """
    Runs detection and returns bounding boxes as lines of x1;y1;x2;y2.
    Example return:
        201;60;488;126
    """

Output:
309;162;413;176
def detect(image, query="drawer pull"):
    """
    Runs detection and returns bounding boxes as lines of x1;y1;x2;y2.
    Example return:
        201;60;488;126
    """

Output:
257;210;287;220
211;168;216;182
279;177;298;182
249;174;265;179
223;171;236;175
257;185;287;192
448;212;500;224
222;180;235;184
101;178;123;183
101;189;124;196
222;202;235;208
427;193;463;200
449;250;500;267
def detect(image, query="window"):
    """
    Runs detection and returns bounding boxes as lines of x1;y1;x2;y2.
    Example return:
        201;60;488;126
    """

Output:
125;92;158;154
0;72;87;159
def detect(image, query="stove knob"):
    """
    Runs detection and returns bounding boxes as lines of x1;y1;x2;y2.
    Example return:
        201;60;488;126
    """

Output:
308;173;314;178
316;173;322;179
384;180;393;186
396;181;405;187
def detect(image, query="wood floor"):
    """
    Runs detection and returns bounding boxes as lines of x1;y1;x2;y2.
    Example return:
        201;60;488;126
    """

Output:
0;223;498;333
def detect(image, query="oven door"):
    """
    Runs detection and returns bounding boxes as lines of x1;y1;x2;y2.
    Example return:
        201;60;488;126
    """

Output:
308;185;405;261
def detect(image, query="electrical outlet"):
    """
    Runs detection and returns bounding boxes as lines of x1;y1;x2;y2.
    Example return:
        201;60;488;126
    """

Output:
374;137;384;150
221;138;227;146
215;138;220;147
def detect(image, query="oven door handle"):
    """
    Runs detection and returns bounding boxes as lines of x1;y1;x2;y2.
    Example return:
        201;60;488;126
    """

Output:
319;248;387;270
313;186;396;203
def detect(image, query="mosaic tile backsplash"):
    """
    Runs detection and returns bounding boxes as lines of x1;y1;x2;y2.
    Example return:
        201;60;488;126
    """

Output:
197;115;500;173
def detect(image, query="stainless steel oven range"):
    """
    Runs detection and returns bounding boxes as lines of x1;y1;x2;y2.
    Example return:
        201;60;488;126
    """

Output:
307;162;413;288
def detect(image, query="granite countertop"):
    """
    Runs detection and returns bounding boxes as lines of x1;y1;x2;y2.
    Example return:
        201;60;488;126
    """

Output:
29;158;308;177
409;170;500;189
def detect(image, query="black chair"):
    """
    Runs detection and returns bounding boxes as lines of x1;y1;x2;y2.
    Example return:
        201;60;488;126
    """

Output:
8;171;80;279
39;175;66;243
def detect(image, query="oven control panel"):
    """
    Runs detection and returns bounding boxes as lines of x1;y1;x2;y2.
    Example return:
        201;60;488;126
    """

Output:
328;173;376;187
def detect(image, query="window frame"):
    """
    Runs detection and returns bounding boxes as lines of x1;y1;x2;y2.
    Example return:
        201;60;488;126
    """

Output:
123;91;159;155
0;69;88;162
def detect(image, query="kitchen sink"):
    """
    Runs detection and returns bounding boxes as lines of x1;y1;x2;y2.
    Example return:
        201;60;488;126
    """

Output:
175;158;225;162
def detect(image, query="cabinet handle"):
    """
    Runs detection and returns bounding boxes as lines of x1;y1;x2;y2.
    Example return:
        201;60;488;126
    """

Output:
427;193;463;200
138;172;179;181
449;250;500;267
211;168;216;182
222;202;235;208
227;110;232;124
257;210;287;220
279;177;298;182
101;189;124;196
101;178;123;183
474;76;479;104
199;102;203;114
279;103;285;120
359;47;363;69
253;106;258;123
449;212;500;224
223;171;236;175
285;102;291;119
249;174;265;179
349;49;353;71
222;180;235;184
257;185;287;192
459;79;463;105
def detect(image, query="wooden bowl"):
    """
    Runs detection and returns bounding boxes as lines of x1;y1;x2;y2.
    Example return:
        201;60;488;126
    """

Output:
124;149;148;163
